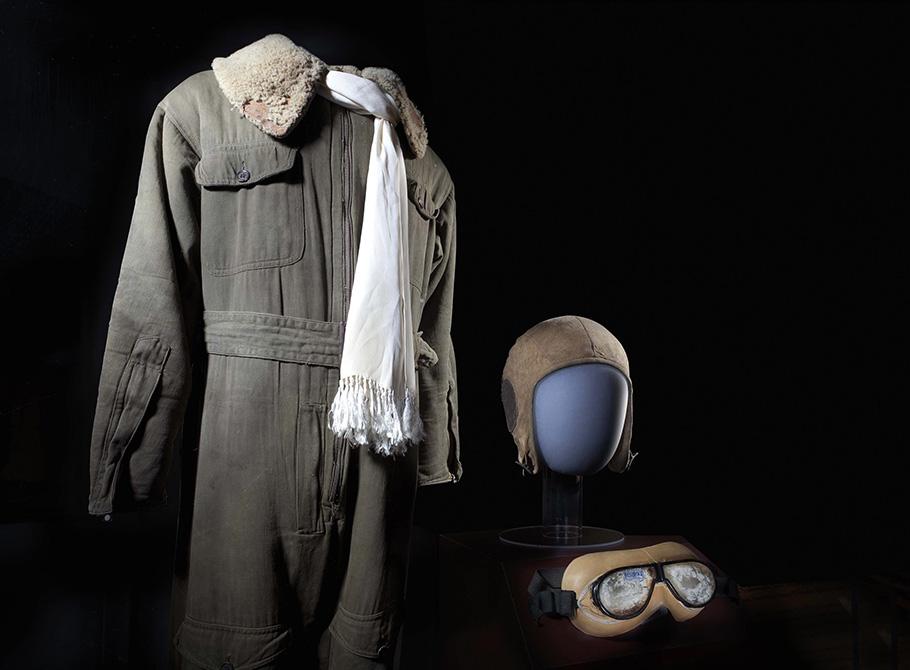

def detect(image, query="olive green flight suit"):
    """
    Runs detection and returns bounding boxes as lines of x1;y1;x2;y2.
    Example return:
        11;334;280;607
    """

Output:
86;51;461;669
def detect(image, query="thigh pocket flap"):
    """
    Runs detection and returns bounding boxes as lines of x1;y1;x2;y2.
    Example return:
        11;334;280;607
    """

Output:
173;615;292;670
329;604;399;660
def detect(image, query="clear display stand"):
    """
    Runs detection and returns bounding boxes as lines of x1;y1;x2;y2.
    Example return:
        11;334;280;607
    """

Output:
498;466;624;548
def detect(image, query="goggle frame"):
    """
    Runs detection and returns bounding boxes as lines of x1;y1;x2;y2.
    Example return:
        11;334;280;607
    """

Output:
590;557;717;620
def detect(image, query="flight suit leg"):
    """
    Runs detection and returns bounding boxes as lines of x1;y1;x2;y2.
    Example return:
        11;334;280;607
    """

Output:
171;355;305;669
317;392;420;670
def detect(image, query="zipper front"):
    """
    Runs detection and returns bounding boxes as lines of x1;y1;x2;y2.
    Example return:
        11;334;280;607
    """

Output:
328;435;343;506
340;108;354;322
330;108;355;507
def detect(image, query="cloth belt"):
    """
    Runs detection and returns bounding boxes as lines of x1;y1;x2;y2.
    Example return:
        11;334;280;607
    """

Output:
202;309;345;368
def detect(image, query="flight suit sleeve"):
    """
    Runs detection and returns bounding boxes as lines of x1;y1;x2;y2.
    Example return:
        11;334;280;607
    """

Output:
416;185;462;484
87;101;202;517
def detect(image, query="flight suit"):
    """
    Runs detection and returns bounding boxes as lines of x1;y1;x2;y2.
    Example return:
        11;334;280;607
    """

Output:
86;34;461;669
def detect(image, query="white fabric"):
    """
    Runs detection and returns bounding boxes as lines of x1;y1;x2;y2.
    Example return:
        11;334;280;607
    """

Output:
316;69;424;457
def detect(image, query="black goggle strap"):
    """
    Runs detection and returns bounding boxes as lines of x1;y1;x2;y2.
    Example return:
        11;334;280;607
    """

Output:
714;569;740;604
527;562;741;623
527;567;575;623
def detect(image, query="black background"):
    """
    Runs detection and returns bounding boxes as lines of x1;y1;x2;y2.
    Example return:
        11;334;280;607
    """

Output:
1;1;906;667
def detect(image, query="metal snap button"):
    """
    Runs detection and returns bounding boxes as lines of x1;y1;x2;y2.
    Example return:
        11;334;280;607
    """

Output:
236;167;251;183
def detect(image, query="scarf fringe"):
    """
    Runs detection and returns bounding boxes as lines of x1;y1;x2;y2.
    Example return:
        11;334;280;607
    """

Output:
328;374;425;457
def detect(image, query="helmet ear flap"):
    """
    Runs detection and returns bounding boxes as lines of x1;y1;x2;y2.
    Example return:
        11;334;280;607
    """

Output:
502;375;538;475
501;377;518;432
607;376;635;473
500;377;534;475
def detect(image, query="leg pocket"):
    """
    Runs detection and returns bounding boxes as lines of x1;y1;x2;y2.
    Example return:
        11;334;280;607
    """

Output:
322;428;350;516
173;615;292;670
328;604;399;662
295;404;325;534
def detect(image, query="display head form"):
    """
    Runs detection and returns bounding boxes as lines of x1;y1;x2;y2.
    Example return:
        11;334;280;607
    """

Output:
500;315;635;476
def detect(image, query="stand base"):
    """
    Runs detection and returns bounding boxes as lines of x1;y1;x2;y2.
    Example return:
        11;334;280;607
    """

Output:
498;525;624;549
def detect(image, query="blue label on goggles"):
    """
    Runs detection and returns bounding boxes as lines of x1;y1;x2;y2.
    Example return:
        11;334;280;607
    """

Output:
623;568;646;582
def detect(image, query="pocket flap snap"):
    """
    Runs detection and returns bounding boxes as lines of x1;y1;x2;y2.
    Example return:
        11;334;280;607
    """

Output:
195;143;298;187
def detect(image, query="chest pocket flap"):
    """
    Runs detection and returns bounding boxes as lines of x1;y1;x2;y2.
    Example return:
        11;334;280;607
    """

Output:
194;143;304;276
195;143;298;187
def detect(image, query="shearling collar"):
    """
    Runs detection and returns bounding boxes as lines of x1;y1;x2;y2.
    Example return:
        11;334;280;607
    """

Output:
211;33;428;159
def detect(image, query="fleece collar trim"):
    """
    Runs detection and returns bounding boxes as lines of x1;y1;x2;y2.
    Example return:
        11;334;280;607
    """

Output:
211;33;428;159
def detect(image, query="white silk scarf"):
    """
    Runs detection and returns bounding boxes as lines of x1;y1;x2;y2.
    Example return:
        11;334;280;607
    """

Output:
316;69;424;457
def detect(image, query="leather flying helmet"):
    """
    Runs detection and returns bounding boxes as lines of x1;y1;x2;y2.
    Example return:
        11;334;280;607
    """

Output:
500;315;636;475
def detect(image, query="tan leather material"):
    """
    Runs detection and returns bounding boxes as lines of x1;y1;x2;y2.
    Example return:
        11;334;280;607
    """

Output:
500;315;634;475
562;541;708;637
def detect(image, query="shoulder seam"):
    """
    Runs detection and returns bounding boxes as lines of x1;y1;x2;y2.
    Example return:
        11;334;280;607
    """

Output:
157;100;201;159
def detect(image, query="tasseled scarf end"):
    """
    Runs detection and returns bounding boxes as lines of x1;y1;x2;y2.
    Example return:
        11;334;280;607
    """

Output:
328;374;425;457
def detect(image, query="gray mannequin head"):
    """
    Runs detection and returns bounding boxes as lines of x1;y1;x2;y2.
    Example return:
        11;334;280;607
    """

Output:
532;362;630;476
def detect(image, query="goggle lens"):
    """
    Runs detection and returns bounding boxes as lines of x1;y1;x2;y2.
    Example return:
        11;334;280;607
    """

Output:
663;561;716;607
595;565;657;617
